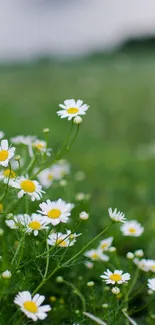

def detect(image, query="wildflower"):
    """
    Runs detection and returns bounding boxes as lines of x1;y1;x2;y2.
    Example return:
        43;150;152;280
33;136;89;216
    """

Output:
6;214;48;236
98;237;113;252
109;246;116;252
14;291;51;321
2;270;12;279
134;258;150;272
135;249;144;257
148;259;155;273
101;269;130;284
32;139;51;156
48;230;79;247
57;99;89;121
0;131;4;139
11;135;36;145
75;192;85;201
0;139;15;167
25;214;49;236
84;249;109;261
59;179;68;187
147;278;155;291
12;176;44;201
73;116;82;124
38;160;70;188
84;260;94;269
121;220;144;237
43;128;49;133
126;252;134;259
79;211;89;220
56;276;64;283
108;207;126;223
102;304;108;308
111;287;120;295
50;296;57;302
0;168;16;185
87;281;95;287
38;198;74;226
148;289;153;295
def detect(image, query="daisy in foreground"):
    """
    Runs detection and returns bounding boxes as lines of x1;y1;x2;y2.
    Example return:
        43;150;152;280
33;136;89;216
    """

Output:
0;139;15;167
101;269;130;284
121;220;144;237
108;207;126;223
147;278;155;291
14;291;51;322
47;230;80;247
57;99;89;120
12;176;44;201
38;198;74;226
6;214;49;236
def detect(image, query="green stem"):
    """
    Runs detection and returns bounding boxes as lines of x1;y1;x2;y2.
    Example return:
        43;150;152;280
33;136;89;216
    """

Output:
63;280;86;312
67;125;80;150
63;223;112;267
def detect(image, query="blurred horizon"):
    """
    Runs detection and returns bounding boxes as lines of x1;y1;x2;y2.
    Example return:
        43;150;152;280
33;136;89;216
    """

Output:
1;0;155;62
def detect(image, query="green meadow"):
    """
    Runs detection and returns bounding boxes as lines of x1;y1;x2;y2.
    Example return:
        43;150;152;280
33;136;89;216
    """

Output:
1;53;155;324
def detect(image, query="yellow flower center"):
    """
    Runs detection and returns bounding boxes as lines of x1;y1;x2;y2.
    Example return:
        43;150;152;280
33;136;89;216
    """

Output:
0;150;9;161
47;209;61;219
67;107;79;114
28;221;41;230
23;301;38;313
110;274;122;282
0;203;3;212
21;180;36;193
91;252;99;259
47;173;53;181
56;238;67;247
33;143;45;150
151;265;155;270
3;169;16;178
129;227;136;233
101;243;108;250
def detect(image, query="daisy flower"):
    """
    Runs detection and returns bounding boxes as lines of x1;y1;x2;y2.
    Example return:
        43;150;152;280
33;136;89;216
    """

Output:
38;198;74;226
11;135;36;157
37;160;70;189
0;168;16;185
108;207;126;223
98;237;114;252
84;249;109;261
134;258;150;272
5;214;31;230
14;291;51;322
11;135;36;145
101;269;130;285
57;99;89;121
12;176;44;201
0;131;4;139
47;231;79;247
147;278;155;291
147;259;155;273
32;139;51;156
0;139;15;167
25;214;49;236
121;220;144;237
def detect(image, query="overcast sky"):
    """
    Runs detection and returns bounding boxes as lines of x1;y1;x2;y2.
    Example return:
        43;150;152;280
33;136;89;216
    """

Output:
0;0;155;61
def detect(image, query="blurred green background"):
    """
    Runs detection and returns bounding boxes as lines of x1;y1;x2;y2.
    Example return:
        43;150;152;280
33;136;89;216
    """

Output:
1;53;155;247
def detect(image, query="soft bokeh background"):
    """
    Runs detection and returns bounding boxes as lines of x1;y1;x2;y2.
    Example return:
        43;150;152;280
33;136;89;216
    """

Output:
1;0;155;238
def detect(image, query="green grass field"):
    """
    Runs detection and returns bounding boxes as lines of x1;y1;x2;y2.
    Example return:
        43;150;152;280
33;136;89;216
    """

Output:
1;54;155;212
1;53;155;324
